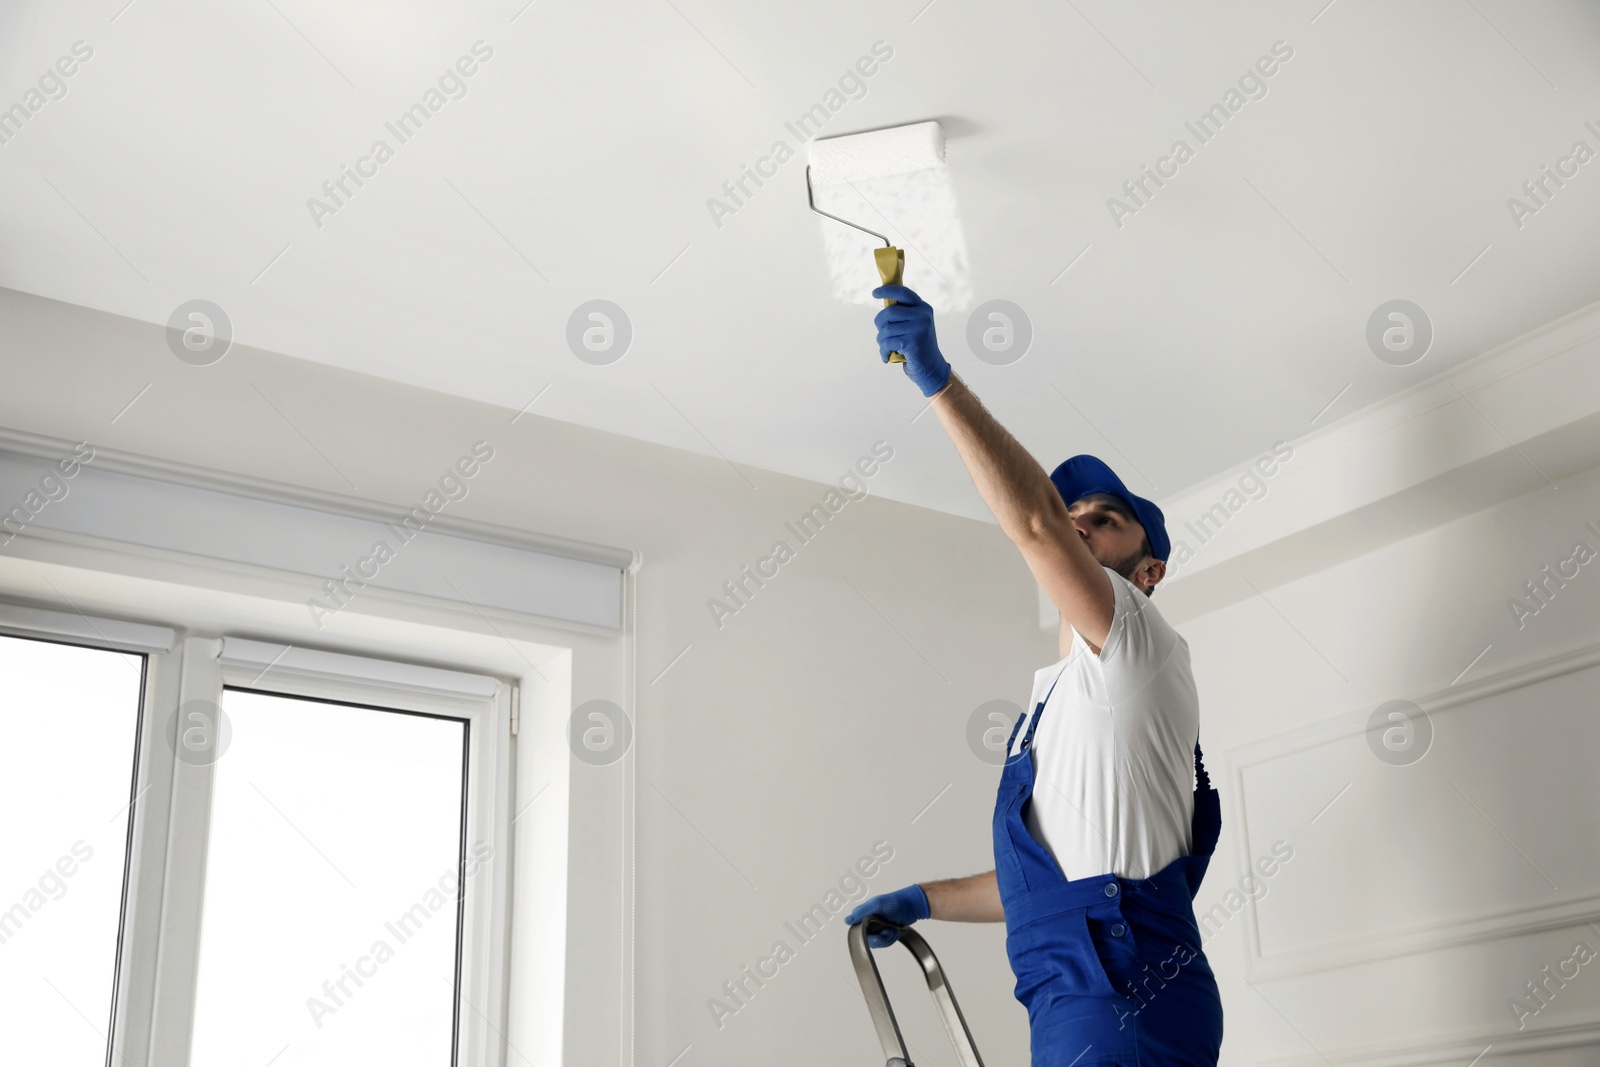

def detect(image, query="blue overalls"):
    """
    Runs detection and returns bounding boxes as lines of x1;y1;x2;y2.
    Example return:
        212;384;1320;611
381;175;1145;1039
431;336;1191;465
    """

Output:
994;665;1225;1066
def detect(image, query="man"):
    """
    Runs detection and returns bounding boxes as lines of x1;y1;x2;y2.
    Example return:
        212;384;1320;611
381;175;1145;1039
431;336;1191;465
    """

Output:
845;286;1224;1066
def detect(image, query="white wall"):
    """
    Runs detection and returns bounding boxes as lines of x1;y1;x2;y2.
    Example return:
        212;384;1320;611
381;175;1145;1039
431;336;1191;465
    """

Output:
5;282;1599;1066
1186;459;1600;1065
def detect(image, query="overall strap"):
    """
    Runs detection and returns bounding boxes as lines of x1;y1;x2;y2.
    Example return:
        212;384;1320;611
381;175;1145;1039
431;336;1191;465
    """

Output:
1194;739;1211;792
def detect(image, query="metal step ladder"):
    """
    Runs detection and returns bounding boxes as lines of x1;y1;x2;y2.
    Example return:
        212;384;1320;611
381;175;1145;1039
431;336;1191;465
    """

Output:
847;918;986;1067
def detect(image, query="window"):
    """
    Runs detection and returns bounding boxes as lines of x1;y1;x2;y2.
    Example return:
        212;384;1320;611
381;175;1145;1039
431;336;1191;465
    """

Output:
188;690;470;1066
0;607;513;1067
0;633;144;1067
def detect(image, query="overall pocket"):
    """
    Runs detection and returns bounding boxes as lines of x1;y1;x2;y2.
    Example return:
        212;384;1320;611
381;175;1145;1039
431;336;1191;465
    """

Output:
1006;909;1119;1000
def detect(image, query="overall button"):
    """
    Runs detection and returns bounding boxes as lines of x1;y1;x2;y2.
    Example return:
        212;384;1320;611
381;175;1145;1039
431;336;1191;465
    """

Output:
1104;883;1119;897
1111;923;1126;937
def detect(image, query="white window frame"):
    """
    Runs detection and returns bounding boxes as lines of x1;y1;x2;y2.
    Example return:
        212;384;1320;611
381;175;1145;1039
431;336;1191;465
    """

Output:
0;601;516;1067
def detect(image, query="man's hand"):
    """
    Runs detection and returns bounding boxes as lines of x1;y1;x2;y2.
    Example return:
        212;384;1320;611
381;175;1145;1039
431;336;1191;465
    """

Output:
846;883;931;948
873;285;951;398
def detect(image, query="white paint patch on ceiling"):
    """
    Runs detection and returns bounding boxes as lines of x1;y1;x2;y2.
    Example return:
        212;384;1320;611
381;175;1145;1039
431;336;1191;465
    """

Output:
811;163;973;312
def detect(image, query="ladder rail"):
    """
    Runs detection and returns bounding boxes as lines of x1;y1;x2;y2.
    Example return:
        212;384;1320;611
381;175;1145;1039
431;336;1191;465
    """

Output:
847;918;986;1067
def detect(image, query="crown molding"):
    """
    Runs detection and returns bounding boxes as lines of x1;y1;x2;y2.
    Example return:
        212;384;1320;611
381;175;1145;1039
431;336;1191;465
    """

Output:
1153;297;1600;621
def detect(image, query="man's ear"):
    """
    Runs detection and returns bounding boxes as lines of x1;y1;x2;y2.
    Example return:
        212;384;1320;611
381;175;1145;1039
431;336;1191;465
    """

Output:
1138;557;1167;594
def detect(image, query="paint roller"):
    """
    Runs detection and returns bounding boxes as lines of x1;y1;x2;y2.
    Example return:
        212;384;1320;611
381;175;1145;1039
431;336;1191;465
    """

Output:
805;121;945;364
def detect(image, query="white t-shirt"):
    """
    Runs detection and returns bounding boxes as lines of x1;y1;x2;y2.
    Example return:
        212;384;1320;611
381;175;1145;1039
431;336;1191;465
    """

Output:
1007;565;1199;881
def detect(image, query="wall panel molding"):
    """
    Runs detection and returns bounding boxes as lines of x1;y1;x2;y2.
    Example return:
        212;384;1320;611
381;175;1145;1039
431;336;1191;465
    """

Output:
1228;635;1600;982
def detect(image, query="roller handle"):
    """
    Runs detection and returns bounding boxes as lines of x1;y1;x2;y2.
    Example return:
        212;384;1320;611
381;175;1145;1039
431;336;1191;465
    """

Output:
847;917;985;1067
875;246;908;364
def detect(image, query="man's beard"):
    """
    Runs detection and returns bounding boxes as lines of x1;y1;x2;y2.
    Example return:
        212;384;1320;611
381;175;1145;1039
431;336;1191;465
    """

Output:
1102;544;1146;586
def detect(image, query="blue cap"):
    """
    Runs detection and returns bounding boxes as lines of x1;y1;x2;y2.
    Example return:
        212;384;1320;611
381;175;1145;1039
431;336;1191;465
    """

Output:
1048;455;1170;562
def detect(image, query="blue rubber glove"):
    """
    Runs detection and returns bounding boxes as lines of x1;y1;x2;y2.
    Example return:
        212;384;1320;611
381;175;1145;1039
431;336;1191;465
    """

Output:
845;883;931;949
873;285;951;398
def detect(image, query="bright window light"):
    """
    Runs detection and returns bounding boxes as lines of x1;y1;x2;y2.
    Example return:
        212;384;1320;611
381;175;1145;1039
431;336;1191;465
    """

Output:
188;689;468;1067
0;634;144;1066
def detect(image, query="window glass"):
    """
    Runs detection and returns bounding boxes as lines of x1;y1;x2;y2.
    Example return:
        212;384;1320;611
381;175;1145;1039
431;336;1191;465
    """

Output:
0;634;144;1066
188;689;468;1067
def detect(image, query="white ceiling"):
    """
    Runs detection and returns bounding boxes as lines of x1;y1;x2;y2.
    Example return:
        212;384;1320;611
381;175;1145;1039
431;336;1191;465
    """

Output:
4;0;1600;522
